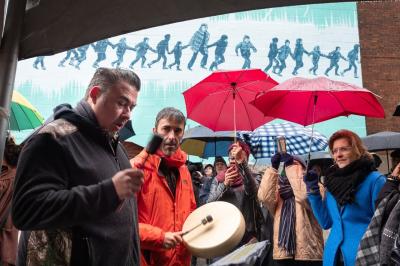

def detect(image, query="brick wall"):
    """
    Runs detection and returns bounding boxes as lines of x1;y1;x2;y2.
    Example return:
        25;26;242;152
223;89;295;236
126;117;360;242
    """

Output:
357;1;400;134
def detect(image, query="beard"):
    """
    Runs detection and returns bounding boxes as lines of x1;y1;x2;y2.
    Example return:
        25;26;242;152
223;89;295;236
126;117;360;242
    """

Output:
161;140;178;156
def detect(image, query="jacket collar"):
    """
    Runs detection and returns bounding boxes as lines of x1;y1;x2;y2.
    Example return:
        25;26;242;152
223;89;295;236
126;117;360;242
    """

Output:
135;147;187;172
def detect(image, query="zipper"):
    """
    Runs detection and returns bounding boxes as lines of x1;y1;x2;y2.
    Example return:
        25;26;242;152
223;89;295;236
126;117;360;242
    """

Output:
84;236;93;265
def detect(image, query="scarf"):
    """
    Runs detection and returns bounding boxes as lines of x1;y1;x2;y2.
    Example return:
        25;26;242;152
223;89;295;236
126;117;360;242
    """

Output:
156;148;187;197
325;155;375;206
356;191;400;265
278;172;296;255
155;148;186;169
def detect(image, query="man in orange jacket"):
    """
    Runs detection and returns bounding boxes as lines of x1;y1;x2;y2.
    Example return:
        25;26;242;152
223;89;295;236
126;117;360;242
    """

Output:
132;107;196;266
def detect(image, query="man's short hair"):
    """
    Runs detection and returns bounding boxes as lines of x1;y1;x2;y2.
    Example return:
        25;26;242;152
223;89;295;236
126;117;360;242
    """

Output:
155;107;186;128
85;68;141;100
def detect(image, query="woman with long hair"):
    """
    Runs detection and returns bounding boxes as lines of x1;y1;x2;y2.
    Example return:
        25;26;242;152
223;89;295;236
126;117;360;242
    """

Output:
304;129;386;266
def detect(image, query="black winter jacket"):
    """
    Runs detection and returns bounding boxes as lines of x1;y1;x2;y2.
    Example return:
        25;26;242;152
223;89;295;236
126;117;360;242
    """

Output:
12;101;140;266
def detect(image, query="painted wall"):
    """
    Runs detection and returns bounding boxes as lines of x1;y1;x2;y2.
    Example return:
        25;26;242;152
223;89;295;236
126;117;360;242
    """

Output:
13;2;364;160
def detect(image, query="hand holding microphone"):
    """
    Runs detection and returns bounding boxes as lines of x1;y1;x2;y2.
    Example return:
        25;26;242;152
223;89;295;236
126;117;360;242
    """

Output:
134;134;164;170
114;134;163;207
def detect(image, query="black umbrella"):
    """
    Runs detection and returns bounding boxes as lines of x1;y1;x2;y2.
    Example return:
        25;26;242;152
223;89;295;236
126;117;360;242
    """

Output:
362;131;400;173
393;104;400;116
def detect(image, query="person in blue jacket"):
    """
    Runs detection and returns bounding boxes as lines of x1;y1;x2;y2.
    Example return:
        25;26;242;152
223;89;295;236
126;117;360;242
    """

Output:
147;34;171;69
341;44;360;78
168;41;189;71
308;46;326;75
235;35;257;69
291;38;309;75
207;34;228;71
263;37;279;73
304;129;386;266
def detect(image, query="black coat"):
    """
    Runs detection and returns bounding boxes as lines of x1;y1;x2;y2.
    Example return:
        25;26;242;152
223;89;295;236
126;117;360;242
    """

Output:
12;101;140;266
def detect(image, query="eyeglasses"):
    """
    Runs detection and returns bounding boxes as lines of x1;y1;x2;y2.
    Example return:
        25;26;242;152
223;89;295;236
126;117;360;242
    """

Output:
332;146;352;155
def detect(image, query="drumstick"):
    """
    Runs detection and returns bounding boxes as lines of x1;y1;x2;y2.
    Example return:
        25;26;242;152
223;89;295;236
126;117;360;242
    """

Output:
181;215;213;236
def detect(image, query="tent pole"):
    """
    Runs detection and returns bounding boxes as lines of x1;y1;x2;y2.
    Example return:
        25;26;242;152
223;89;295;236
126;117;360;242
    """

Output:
0;0;27;165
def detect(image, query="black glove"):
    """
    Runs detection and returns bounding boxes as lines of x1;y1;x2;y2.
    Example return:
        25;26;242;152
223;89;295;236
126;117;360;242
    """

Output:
281;153;294;167
303;170;319;193
271;153;281;170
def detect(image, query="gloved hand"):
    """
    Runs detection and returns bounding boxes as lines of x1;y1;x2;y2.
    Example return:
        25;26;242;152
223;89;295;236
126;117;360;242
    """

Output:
271;153;281;170
281;153;294;167
303;170;319;193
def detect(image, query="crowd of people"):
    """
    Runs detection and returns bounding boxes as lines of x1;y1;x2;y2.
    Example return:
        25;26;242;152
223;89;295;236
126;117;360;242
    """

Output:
0;67;399;266
32;23;360;78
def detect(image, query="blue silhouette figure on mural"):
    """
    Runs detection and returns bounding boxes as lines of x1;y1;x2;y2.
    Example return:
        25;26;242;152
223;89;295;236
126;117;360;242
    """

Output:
168;41;189;71
263;37;279;73
128;37;156;69
292;38;310;75
74;44;90;69
148;34;171;69
207;34;228;71
58;49;79;67
91;39;114;68
341;44;360;78
273;39;293;76
33;56;46;70
187;23;210;71
235;35;257;69
111;38;136;68
308;46;327;75
324;46;347;76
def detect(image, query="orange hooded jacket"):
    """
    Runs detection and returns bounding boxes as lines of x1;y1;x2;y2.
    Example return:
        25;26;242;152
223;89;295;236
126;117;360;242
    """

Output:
131;148;196;266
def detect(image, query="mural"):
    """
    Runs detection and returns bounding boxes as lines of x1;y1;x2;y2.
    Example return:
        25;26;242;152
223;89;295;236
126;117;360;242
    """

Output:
13;2;365;160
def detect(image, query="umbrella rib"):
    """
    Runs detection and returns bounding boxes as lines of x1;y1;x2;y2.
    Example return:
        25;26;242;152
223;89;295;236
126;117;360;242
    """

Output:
327;91;347;115
354;92;384;116
11;104;23;131
213;90;236;130
186;83;229;117
257;90;289;116
236;81;264;94
305;91;316;126
20;105;37;129
236;70;246;84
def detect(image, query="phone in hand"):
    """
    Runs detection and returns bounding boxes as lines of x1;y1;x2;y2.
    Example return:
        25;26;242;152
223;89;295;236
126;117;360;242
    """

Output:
277;136;287;154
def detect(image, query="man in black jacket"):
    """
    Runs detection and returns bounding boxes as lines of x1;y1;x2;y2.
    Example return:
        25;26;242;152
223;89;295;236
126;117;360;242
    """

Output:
12;68;144;266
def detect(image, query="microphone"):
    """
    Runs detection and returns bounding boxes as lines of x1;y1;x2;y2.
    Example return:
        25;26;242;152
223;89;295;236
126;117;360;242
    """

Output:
117;134;163;211
146;134;163;155
137;134;163;169
181;215;213;236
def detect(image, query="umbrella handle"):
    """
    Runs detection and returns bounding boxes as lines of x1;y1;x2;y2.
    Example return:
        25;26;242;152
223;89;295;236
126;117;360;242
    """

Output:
233;90;237;143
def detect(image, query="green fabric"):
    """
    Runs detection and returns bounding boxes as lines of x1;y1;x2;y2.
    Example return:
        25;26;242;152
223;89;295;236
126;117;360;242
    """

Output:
9;102;44;131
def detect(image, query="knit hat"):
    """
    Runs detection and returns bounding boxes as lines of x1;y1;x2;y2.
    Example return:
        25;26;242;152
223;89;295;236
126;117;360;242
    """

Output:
292;155;306;168
214;156;227;166
228;140;251;159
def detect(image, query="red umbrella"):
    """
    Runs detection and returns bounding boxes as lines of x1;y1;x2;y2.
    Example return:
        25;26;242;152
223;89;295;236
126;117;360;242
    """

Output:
251;77;385;126
183;69;278;133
